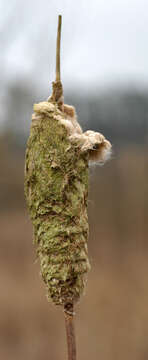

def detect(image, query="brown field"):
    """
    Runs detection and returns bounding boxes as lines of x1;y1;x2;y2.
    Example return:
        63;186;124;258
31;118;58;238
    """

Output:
0;144;148;360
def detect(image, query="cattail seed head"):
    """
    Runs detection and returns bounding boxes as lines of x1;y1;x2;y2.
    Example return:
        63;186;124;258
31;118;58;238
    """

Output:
24;100;90;306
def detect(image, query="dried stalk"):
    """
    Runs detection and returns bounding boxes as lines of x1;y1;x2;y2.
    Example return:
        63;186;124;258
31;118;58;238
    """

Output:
56;15;62;82
50;15;63;105
64;304;76;360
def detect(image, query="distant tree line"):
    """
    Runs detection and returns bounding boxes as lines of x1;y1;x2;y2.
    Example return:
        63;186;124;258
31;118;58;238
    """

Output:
2;80;148;149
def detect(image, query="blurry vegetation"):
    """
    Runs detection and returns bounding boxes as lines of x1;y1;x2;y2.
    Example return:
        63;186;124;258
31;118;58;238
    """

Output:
2;80;148;146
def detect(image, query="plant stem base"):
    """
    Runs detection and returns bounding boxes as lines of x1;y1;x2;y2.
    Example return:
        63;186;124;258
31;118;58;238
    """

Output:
64;304;76;360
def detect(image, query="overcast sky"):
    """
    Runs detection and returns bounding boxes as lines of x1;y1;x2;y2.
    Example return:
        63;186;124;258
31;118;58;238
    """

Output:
1;0;148;91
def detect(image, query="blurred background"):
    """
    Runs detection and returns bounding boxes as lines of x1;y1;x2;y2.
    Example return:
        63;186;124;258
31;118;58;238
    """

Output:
0;0;148;359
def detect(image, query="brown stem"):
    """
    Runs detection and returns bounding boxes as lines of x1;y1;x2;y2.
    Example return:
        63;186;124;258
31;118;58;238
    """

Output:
56;15;62;82
50;15;63;104
64;303;76;360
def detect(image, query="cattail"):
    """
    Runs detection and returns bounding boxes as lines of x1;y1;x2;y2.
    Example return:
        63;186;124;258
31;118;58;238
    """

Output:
24;15;111;360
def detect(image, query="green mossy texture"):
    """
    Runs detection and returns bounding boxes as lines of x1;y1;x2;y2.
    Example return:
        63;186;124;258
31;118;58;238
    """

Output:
24;101;90;306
